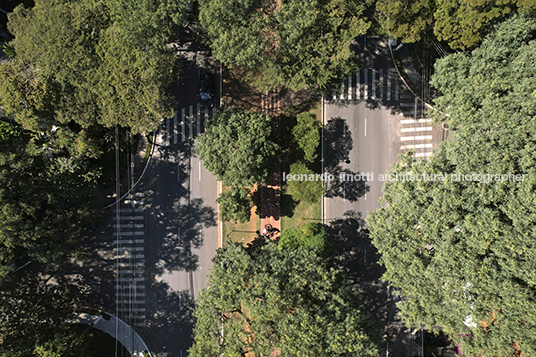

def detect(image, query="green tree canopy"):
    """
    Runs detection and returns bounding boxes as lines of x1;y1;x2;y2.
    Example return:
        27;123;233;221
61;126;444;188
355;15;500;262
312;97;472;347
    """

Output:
0;274;92;357
5;0;182;133
217;185;254;223
368;14;536;356
279;222;329;256
285;161;325;203
189;242;378;357
0;121;102;278
374;0;536;49
292;112;321;163
196;107;280;186
198;0;369;90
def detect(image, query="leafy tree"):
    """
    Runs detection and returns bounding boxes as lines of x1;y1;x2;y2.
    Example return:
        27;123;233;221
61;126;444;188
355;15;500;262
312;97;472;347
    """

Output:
374;0;435;43
217;185;254;223
198;0;369;90
0;59;57;131
6;0;181;133
285;161;325;203
0;274;91;357
106;0;188;52
196;107;279;186
433;0;536;49
292;112;321;163
189;242;378;357
374;0;536;49
0;121;101;277
279;222;329;256
368;14;536;356
93;25;177;132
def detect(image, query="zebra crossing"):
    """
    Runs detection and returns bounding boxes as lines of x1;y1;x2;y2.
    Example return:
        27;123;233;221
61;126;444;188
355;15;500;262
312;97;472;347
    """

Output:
330;68;437;160
330;68;400;103
113;192;147;327
398;95;434;159
159;103;215;146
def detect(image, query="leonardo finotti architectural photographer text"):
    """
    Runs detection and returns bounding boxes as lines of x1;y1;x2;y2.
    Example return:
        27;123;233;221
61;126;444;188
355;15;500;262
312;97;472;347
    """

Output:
282;172;525;183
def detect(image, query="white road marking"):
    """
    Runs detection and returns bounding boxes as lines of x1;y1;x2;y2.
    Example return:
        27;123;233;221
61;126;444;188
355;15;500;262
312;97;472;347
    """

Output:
379;68;383;100
372;69;376;99
173;110;178;144
400;119;432;124
189;105;193;139
356;71;360;99
197;103;201;136
387;70;391;101
401;144;433;149
348;75;352;100
181;108;186;141
400;135;433;141
364;69;368;98
415;152;433;158
400;127;433;133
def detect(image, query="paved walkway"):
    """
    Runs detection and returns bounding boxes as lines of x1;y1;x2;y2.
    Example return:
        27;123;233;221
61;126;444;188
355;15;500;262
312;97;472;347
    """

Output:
260;89;281;240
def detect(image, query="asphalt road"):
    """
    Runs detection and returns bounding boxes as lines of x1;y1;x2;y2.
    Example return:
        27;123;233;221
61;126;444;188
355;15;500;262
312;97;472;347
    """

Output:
323;35;446;356
134;49;220;357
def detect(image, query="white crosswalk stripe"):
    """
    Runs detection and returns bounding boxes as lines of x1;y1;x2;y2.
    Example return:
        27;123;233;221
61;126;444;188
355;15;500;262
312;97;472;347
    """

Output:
114;195;146;324
329;69;438;160
400;135;433;141
401;144;433;150
400;127;433;133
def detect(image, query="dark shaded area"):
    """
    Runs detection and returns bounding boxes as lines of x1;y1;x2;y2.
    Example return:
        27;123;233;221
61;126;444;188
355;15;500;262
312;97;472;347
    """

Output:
323;117;370;202
325;210;408;356
143;280;196;357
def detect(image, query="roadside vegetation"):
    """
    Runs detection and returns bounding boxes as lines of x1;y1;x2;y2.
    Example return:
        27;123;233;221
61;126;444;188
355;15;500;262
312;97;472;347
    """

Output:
368;14;536;356
0;0;187;354
1;0;535;355
189;242;379;357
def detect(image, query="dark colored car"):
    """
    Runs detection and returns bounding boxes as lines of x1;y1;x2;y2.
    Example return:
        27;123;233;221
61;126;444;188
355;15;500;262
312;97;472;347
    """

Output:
199;72;214;108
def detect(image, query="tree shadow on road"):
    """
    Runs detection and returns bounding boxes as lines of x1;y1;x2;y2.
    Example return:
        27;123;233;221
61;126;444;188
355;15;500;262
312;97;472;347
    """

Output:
143;280;195;356
324;210;385;316
323;117;370;202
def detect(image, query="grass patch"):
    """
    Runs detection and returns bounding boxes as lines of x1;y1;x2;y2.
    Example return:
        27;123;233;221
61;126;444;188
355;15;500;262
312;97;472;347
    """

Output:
281;196;321;231
222;214;261;246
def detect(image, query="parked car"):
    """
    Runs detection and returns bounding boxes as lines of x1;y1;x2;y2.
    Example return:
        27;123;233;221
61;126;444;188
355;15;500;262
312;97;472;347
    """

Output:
199;71;214;108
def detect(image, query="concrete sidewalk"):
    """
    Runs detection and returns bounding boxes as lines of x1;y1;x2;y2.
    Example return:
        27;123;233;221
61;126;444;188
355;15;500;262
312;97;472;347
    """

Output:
71;312;153;357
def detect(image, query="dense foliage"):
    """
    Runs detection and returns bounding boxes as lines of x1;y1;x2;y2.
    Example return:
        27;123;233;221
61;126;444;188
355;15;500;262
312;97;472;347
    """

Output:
292;112;321;163
374;0;536;49
3;0;184;133
285;161;325;203
189;242;378;357
196;107;279;186
0;275;93;357
0;121;105;279
279;222;329;256
216;185;254;223
368;14;536;356
198;0;369;90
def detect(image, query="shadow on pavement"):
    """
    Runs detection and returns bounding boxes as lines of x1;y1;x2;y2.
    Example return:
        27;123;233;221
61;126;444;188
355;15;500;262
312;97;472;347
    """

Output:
143;280;196;356
324;118;370;202
325;210;406;356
